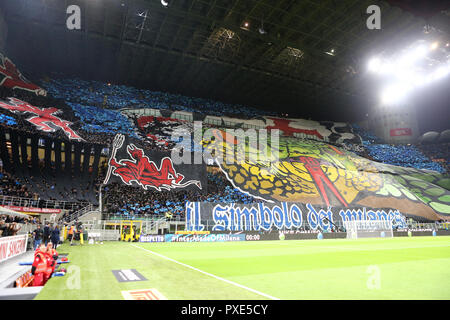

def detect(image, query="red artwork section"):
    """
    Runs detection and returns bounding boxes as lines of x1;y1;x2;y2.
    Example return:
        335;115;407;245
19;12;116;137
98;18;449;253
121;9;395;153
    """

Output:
0;53;47;96
266;118;324;140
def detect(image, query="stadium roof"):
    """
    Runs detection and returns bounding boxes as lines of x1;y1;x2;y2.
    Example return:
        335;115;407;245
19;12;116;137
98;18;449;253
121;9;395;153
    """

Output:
1;0;449;121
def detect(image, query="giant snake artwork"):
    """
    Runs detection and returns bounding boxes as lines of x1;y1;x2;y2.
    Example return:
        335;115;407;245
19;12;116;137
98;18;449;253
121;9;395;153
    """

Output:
202;129;450;221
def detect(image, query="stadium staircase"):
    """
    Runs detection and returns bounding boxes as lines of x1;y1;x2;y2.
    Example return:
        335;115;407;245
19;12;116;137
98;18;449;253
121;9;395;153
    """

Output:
65;204;100;224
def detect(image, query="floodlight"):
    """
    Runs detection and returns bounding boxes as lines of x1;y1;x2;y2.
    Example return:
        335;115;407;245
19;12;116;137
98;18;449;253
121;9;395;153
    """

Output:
399;45;427;66
430;65;450;81
378;61;393;75
381;84;409;105
368;58;382;72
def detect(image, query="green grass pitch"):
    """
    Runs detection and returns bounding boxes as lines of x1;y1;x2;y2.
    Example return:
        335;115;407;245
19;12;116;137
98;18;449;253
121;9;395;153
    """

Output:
35;236;450;300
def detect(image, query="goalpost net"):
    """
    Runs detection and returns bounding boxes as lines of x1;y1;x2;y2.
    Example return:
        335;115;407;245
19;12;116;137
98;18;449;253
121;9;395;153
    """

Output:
343;219;393;239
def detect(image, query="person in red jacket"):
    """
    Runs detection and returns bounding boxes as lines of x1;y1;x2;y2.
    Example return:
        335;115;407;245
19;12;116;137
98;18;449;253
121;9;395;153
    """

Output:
44;242;58;282
31;243;48;287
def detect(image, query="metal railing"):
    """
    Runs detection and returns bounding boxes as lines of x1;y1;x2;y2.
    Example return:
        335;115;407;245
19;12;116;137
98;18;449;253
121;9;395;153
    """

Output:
103;213;184;222
80;217;168;235
0;195;89;211
64;204;95;223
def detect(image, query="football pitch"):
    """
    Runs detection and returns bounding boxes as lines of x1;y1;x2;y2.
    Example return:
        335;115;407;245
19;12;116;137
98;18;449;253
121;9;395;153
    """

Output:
35;236;450;300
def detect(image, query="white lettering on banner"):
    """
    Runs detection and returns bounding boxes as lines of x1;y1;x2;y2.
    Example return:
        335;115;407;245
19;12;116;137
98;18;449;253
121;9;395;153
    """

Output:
139;235;164;243
166;234;245;242
185;202;407;232
0;235;28;263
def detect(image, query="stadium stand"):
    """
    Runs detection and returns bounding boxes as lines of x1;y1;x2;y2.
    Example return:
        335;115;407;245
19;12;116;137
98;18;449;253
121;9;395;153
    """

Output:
352;124;446;173
44;78;277;119
1;1;450;303
418;142;450;173
1;76;448;223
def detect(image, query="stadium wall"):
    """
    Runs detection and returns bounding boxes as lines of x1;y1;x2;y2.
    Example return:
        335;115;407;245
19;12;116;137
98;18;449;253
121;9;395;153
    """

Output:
370;105;419;144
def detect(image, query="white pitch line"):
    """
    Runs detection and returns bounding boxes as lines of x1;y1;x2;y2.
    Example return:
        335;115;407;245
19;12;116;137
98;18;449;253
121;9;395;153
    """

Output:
131;244;280;300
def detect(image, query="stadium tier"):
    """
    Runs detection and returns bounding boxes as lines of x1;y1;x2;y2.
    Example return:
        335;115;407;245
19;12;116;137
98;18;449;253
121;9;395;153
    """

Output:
0;0;449;303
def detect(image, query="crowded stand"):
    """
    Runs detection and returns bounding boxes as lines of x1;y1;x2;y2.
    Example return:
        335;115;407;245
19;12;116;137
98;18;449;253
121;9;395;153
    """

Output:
0;172;37;199
0;49;447;221
0;156;101;206
66;102;138;141
104;171;259;220
418;143;450;173
0;161;95;210
44;77;277;119
364;144;446;173
1;0;450;304
351;124;447;173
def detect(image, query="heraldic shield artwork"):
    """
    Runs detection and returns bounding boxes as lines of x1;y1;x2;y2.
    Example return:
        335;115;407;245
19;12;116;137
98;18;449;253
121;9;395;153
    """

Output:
0;97;84;141
104;134;206;192
201;129;450;221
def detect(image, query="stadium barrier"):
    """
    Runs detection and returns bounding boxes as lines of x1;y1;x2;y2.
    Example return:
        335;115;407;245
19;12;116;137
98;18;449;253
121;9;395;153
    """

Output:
0;195;88;211
76;218;450;243
393;230;450;237
165;233;246;242
137;230;450;243
139;234;165;243
0;234;28;263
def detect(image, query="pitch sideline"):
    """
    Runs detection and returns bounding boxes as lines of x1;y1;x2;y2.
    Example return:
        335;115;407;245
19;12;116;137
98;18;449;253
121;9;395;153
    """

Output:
130;243;280;300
